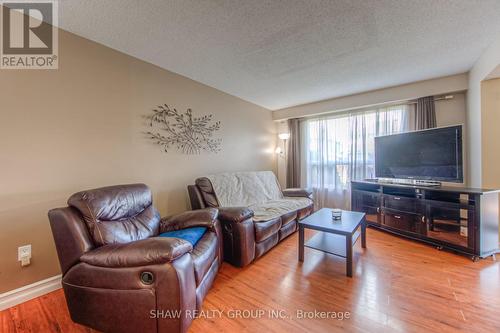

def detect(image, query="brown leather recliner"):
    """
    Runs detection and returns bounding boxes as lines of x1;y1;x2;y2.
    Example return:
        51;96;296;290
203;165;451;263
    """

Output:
48;184;222;333
188;172;314;267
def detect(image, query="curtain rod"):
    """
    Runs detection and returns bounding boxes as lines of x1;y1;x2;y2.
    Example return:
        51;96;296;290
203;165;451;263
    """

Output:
407;95;454;105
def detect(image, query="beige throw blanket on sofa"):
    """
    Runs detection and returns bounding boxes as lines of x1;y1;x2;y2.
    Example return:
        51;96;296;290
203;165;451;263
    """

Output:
206;171;312;221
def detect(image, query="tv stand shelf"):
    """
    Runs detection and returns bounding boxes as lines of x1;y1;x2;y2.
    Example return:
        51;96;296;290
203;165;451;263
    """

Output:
351;180;500;259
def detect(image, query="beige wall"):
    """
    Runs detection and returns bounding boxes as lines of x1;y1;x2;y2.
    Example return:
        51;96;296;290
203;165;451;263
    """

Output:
467;79;482;187
467;39;500;187
0;29;276;293
480;78;500;243
435;93;466;127
481;79;500;189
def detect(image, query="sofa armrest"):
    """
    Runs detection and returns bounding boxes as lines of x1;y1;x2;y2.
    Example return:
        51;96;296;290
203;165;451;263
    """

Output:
217;207;255;267
80;237;192;268
282;188;313;198
160;208;218;233
218;207;254;223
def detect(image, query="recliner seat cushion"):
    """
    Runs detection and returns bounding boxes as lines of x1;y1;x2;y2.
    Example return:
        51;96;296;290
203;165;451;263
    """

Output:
254;217;281;242
280;211;297;227
159;227;207;247
279;220;297;240
254;233;279;258
297;204;314;220
249;197;313;222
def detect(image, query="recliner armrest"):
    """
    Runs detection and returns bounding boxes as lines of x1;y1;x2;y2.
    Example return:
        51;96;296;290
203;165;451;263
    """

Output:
80;237;192;268
160;208;218;233
218;207;254;223
282;188;313;198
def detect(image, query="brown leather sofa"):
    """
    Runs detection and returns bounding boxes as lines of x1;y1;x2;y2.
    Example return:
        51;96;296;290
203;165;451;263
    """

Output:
188;172;313;267
48;184;222;333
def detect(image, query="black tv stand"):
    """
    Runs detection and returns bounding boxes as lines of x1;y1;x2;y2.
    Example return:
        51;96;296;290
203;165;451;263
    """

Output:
351;180;500;259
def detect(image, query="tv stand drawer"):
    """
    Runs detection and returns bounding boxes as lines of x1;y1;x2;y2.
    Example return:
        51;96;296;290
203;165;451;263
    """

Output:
383;194;420;214
382;209;425;235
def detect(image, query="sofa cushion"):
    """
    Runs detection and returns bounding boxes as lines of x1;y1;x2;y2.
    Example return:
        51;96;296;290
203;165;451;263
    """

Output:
159;227;207;247
249;197;313;222
190;231;218;285
254;217;281;242
297;204;314;220
279;220;297;240
255;233;279;259
281;211;297;227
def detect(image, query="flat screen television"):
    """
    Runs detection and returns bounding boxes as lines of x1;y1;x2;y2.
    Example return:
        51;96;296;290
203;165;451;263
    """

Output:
375;125;463;183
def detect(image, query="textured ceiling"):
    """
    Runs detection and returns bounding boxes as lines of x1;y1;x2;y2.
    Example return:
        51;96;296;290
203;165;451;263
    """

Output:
58;0;500;110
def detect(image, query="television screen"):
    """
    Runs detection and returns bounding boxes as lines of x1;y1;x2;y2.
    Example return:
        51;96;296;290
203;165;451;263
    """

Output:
375;125;463;182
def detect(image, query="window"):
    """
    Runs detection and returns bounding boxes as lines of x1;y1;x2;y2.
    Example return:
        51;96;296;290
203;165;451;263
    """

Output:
301;104;410;208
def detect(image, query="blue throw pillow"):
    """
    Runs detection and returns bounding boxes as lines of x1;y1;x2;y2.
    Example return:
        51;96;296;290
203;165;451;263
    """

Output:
159;227;207;247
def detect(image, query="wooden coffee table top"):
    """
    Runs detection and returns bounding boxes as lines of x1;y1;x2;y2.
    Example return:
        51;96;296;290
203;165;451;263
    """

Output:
299;208;366;235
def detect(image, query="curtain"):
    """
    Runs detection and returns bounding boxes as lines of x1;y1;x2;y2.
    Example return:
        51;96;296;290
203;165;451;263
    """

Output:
301;105;410;209
415;96;436;130
286;118;301;188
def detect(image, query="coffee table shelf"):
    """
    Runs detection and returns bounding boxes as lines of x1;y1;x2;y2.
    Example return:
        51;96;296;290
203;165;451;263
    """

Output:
298;209;366;277
304;230;361;258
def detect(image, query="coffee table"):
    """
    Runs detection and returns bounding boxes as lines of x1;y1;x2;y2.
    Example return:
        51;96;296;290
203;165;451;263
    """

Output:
298;208;366;277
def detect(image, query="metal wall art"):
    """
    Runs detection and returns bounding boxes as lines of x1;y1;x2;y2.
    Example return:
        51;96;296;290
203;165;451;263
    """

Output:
146;104;222;154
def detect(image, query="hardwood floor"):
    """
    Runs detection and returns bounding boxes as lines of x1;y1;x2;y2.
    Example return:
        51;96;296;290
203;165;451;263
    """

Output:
2;228;499;333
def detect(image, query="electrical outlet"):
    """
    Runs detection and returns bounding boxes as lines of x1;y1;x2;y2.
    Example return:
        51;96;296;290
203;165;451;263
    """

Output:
18;244;31;266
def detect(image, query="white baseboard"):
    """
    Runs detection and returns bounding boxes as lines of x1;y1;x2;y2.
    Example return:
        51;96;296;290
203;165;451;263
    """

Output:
0;275;62;311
